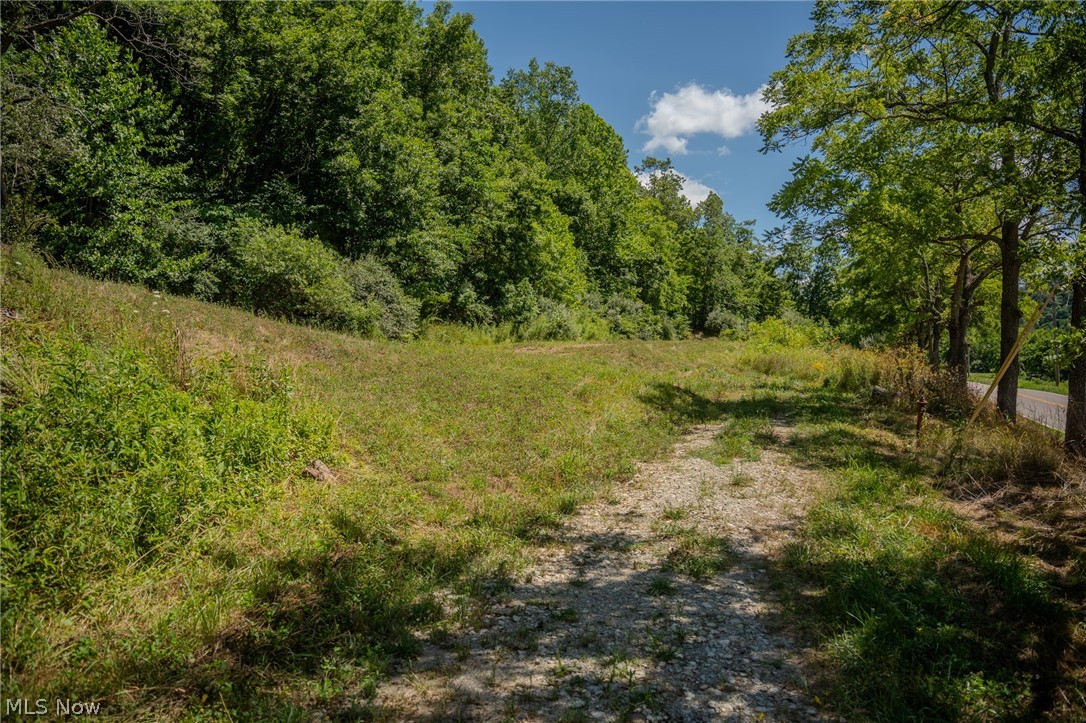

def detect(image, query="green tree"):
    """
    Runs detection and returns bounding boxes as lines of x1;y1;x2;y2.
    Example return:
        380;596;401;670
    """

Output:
761;1;1078;428
2;15;190;283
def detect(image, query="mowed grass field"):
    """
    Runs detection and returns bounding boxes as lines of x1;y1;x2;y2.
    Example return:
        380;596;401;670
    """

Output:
3;248;1084;721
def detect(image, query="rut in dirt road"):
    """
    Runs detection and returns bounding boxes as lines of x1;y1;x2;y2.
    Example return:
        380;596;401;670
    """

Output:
369;421;836;722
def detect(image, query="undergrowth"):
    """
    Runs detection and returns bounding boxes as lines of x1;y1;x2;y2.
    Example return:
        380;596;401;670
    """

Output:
0;248;761;718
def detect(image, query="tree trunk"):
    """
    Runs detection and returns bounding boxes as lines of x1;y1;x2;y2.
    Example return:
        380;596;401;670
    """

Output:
1067;279;1085;457
928;320;942;370
1064;120;1086;456
998;220;1021;421
947;254;970;389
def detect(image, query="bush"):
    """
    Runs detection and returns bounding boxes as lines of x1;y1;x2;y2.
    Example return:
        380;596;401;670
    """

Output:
828;347;883;393
1;324;334;613
704;307;745;337
658;312;690;340
343;256;421;340
499;279;541;332
925;370;975;420
743;314;825;351
604;294;662;340
147;211;222;300
222;218;372;332
451;282;495;326
520;299;580;341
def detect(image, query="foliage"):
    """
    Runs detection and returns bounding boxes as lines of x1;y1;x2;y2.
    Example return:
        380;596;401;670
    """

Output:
4;249;1081;719
2;16;189;283
0;0;774;343
343;256;421;340
759;0;1085;449
1;251;334;618
221;218;372;333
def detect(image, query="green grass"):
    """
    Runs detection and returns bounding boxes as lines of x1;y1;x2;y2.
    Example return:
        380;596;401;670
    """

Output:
0;248;763;719
737;390;1085;721
4;247;1081;721
663;530;736;580
969;372;1069;396
693;415;774;464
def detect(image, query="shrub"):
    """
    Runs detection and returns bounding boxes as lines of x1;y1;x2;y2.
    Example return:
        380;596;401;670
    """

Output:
451;282;494;326
222;218;371;332
738;314;829;380
704;307;744;337
743;314;825;351
925;370;976;420
658;313;690;340
343;256;421;340
147;211;222;300
520;299;580;341
1;324;334;613
828;347;883;393
604;293;661;340
499;279;541;331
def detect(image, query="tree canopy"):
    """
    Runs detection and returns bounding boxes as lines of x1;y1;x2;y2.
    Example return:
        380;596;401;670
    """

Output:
1;0;777;342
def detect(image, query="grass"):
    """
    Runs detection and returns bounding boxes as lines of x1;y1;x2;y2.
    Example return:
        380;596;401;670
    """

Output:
693;415;774;464
663;530;736;580
731;388;1086;721
0;247;765;719
647;576;676;597
4;247;1082;720
970;372;1069;396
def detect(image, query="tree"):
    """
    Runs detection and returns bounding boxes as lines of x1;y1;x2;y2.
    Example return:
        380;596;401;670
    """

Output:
2;15;190;283
761;1;1079;435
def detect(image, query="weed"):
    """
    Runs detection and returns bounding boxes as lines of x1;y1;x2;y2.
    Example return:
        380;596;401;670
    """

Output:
764;390;1083;720
6;248;1080;720
730;466;755;487
647;577;676;597
553;606;579;624
664;532;736;580
695;416;772;464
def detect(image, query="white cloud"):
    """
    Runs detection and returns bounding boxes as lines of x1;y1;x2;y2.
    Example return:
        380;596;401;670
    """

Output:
717;145;732;156
638;83;769;155
636;171;716;206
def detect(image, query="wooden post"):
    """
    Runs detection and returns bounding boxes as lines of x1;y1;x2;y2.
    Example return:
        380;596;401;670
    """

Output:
916;394;928;444
966;289;1056;430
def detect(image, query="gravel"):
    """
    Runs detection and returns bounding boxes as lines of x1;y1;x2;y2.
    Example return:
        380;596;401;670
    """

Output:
370;422;839;721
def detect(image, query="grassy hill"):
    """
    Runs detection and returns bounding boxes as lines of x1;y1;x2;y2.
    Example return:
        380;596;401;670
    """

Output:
3;247;1083;721
2;247;798;718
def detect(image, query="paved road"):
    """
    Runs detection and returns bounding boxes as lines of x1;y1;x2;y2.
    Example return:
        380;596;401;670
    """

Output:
967;382;1066;430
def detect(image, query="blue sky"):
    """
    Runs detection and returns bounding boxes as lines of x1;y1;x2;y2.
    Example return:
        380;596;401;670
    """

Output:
423;1;815;234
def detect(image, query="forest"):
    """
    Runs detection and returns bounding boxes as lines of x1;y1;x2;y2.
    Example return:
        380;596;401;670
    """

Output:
2;0;778;344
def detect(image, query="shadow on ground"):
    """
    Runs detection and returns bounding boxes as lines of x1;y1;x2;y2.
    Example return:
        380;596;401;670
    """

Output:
123;382;1083;720
636;382;1084;722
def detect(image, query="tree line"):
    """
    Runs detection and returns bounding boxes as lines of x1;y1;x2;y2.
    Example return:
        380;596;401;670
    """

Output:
1;0;779;343
759;0;1085;455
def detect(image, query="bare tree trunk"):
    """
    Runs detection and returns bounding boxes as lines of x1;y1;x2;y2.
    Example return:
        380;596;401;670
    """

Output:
947;254;970;389
998;220;1021;421
1067;279;1085;456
